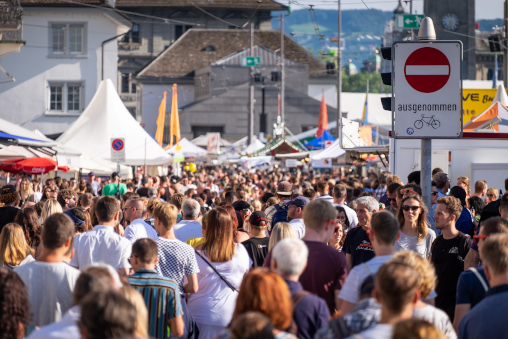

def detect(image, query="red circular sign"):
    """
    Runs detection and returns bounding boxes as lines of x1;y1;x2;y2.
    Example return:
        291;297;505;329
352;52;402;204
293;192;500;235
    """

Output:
112;139;124;151
404;47;450;93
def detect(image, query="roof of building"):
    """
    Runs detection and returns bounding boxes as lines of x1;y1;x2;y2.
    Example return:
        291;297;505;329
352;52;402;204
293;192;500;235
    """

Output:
138;29;326;79
20;0;106;6
213;45;298;67
116;0;286;10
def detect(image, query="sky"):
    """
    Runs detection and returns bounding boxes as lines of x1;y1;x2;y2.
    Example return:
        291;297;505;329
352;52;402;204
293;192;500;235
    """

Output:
289;0;502;20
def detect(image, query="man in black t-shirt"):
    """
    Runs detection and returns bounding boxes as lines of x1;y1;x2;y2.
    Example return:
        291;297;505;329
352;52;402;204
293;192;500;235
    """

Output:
0;185;20;232
343;196;379;268
242;211;269;267
431;196;472;321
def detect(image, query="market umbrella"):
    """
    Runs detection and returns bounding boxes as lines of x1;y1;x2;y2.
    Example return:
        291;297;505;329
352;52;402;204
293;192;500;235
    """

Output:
14;157;58;174
0;158;24;173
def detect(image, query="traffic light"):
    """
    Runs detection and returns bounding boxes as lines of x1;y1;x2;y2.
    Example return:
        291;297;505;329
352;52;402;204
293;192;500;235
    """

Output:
380;46;393;111
488;34;502;52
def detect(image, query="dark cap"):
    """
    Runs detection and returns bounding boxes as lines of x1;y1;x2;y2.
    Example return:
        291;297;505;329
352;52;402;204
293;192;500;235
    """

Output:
449;186;467;207
288;196;310;209
233;200;251;211
250;211;268;227
88;171;95;177
277;181;292;195
0;184;16;195
111;172;119;180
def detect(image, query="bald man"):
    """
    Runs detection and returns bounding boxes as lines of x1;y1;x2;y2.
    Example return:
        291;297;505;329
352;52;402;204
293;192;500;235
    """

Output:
123;198;158;243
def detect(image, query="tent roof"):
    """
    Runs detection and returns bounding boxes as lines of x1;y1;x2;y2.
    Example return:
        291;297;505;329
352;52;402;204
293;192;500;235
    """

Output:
0;118;56;147
191;135;231;147
310;138;345;160
464;101;508;132
244;139;265;154
166;138;207;158
57;79;171;166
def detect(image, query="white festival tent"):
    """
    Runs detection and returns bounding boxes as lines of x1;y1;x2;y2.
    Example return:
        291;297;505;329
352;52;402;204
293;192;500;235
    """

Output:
191;135;232;147
166;138;208;158
310;138;346;160
57;79;171;166
243;139;265;155
0;118;131;177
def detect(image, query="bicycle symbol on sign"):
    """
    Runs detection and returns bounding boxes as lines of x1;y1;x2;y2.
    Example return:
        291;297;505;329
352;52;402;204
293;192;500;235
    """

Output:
414;115;441;129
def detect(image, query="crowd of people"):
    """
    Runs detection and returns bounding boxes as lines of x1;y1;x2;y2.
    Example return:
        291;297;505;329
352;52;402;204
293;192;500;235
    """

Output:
0;166;507;339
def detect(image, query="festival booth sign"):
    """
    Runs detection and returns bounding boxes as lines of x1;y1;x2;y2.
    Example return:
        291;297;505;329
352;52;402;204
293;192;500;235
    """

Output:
464;84;508;132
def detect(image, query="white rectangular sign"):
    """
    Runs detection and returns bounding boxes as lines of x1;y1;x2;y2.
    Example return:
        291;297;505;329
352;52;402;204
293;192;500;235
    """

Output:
285;159;298;168
393;41;462;139
111;138;125;163
206;132;220;154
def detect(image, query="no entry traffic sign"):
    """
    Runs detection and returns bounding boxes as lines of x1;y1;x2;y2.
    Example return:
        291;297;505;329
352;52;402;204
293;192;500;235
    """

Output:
404;47;450;93
111;138;125;163
392;41;462;139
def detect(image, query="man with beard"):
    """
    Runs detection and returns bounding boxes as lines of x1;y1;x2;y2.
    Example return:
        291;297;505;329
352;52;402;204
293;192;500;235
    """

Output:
287;196;310;238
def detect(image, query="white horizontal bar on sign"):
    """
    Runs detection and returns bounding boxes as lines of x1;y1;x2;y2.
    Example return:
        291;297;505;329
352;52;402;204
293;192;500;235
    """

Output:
405;65;449;75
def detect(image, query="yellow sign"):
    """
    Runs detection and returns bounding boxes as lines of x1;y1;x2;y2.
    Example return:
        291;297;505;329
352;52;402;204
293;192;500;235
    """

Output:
462;89;502;124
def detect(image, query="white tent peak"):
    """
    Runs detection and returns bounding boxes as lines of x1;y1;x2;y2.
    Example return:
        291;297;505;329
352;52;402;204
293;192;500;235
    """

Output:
166;138;207;158
494;83;508;106
57;79;170;166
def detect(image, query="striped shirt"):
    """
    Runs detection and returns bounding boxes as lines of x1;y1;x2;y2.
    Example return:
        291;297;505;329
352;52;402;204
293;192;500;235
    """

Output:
129;269;183;339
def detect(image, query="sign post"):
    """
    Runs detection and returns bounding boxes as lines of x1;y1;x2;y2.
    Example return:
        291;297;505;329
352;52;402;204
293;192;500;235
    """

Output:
111;138;125;163
392;41;463;139
241;56;261;67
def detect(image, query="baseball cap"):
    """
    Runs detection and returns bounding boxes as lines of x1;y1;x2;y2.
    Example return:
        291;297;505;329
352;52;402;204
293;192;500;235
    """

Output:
288;196;310;209
1;185;16;195
250;211;268;227
233;200;251;211
88;171;95;177
277;181;292;195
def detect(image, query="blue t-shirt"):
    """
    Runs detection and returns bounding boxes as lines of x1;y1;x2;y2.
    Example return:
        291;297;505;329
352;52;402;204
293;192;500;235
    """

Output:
456;266;489;308
459;284;508;339
456;207;474;237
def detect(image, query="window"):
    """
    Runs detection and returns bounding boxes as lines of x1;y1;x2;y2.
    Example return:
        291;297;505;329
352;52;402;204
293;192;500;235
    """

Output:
121;73;129;93
121;24;140;44
50;23;85;56
48;82;83;114
174;25;192;41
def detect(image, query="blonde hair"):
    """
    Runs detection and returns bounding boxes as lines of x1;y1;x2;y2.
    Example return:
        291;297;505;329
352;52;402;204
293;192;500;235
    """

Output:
40;199;63;224
392;319;446;339
487;187;499;200
390;250;436;299
480;234;508;275
251;200;262;212
0;223;34;267
152;203;178;230
119;287;149;339
457;176;471;196
268;222;296;251
18;178;34;201
303;199;337;232
147;197;162;216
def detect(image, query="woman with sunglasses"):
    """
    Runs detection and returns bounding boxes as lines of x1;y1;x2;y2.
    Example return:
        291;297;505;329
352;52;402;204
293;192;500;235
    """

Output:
396;194;436;258
485;187;499;205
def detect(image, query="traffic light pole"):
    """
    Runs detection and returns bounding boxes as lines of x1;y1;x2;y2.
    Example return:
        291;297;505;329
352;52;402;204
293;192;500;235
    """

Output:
248;23;255;145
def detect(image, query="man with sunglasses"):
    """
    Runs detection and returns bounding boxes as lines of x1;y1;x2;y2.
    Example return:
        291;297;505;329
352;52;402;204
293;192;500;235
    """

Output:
431;196;472;321
385;183;402;216
56;189;77;212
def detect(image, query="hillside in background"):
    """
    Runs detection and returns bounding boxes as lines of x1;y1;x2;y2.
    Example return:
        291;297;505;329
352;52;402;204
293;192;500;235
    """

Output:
273;9;503;69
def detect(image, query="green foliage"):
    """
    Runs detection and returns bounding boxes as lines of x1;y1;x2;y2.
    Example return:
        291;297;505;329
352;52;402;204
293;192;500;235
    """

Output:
342;72;391;93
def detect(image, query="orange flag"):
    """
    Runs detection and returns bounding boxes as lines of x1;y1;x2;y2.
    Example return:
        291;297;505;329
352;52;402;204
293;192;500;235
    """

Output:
155;91;167;146
169;83;181;147
316;93;328;138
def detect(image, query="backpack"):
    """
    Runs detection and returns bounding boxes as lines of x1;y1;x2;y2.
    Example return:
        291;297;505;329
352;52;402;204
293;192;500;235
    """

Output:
271;201;289;227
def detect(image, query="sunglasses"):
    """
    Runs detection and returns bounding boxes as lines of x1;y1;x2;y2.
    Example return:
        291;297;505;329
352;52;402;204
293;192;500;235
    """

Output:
402;205;420;212
473;234;488;245
431;192;439;196
487;194;495;197
387;197;397;202
400;188;419;195
328;220;340;233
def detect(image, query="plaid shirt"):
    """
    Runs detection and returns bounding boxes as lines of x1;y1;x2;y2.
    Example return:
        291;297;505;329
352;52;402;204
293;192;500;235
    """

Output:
313;298;381;339
374;185;387;201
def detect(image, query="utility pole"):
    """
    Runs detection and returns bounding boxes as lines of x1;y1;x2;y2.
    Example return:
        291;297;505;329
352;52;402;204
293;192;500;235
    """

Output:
280;14;286;136
337;0;343;146
504;0;508;89
248;23;255;145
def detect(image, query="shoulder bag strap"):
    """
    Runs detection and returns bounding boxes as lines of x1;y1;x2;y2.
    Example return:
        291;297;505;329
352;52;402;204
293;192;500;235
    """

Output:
467;267;489;292
195;250;238;292
291;290;310;306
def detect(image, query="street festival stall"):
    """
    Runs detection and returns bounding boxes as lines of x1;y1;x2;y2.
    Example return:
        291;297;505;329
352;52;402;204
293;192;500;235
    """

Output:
165;138;208;159
57;79;171;175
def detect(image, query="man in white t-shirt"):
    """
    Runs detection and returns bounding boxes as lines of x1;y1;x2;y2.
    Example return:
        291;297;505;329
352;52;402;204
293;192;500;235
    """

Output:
174;199;203;242
15;213;81;327
346;261;419;339
70;196;131;276
123;197;158;243
332;184;358;228
338;211;400;315
286;196;310;238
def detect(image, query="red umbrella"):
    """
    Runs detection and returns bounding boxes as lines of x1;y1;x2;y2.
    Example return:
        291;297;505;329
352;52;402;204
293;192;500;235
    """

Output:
57;166;69;173
0;158;24;173
14;157;57;174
